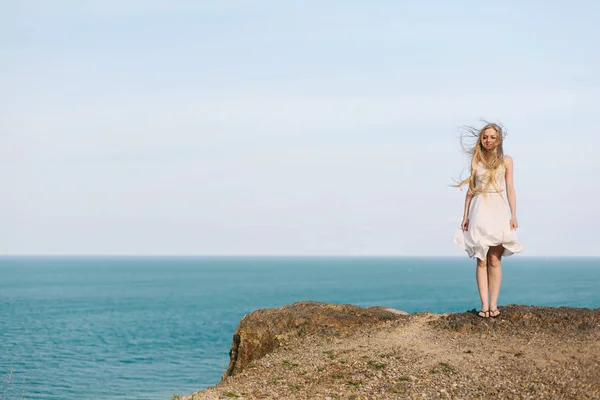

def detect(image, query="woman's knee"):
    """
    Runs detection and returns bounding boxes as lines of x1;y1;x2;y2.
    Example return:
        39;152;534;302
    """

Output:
488;248;503;267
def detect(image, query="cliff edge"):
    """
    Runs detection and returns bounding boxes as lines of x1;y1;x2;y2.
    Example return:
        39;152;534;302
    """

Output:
180;301;599;399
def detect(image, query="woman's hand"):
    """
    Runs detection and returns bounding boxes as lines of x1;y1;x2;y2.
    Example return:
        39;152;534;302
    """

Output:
510;216;519;230
461;217;469;231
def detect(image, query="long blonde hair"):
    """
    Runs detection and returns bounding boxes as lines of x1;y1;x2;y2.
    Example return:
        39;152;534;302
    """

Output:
453;121;506;196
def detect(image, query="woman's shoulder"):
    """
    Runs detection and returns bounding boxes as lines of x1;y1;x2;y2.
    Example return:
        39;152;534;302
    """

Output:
503;155;513;168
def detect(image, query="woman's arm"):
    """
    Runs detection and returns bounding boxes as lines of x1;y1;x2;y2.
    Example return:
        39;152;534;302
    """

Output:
504;155;519;229
463;191;473;219
461;190;473;231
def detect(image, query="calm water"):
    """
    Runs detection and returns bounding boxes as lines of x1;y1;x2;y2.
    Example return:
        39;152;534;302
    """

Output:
1;256;599;399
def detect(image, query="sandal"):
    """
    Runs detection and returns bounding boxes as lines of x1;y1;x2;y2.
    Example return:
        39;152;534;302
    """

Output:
490;309;501;318
478;309;490;318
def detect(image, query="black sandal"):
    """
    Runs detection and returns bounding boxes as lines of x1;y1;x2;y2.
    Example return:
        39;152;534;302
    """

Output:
478;309;490;318
490;309;501;318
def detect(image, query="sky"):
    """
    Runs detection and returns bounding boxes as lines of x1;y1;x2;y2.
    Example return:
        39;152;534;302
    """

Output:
1;0;599;256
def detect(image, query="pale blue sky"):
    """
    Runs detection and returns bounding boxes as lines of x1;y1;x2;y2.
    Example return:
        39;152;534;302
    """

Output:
2;1;599;256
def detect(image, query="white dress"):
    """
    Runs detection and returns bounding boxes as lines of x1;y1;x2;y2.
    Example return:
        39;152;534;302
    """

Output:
452;162;524;260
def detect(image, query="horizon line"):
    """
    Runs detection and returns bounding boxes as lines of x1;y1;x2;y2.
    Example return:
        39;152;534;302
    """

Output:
0;254;598;259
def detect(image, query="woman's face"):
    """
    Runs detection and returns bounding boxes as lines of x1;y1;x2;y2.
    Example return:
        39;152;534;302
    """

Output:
481;128;498;151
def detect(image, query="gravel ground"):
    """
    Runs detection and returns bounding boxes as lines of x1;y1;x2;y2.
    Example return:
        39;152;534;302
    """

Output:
179;305;600;400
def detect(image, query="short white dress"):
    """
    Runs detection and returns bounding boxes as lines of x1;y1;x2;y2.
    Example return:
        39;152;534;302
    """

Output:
452;162;524;260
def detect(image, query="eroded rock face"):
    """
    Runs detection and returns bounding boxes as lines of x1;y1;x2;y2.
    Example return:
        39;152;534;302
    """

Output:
223;301;408;379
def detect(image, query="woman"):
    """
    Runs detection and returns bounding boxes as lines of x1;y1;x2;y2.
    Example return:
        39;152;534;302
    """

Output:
452;121;524;318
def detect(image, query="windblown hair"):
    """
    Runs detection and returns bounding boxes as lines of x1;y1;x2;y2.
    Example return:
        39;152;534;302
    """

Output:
453;120;507;196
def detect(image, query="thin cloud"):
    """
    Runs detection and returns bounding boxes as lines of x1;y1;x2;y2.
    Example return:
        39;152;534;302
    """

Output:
9;85;596;138
5;0;252;17
357;225;376;232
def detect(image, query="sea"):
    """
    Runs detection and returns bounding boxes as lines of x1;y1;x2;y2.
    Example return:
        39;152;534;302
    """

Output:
1;256;599;399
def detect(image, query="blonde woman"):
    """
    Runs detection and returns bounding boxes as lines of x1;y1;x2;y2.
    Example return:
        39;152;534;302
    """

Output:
453;121;524;318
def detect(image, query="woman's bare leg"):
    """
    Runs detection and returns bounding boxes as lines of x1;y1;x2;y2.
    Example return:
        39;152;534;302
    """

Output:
487;245;504;316
476;257;489;315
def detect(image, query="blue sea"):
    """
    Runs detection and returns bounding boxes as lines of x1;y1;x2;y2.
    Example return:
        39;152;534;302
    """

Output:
1;256;599;399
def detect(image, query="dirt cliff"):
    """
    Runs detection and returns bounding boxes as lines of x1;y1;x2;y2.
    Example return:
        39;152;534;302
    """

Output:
180;301;600;400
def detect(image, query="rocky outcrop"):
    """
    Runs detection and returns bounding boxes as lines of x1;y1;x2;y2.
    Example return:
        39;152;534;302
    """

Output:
432;304;599;336
182;302;600;400
224;301;409;379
